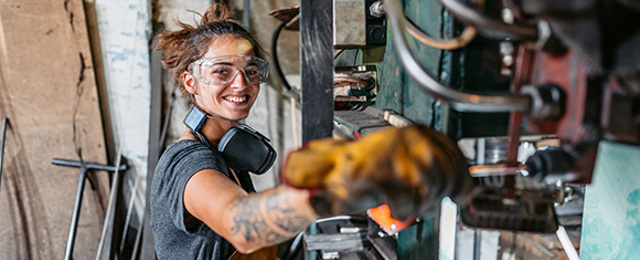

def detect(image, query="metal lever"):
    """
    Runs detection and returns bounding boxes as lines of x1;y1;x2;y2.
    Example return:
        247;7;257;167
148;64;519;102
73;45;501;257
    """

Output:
52;158;126;260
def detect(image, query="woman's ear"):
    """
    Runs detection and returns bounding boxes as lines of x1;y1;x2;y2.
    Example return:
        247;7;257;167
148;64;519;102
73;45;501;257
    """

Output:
183;71;198;94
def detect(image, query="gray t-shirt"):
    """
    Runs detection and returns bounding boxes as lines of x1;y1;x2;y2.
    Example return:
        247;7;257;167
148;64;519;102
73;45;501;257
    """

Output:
151;140;255;259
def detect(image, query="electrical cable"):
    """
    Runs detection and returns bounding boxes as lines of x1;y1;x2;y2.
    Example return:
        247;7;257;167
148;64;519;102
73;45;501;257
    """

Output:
382;0;532;113
333;49;345;60
406;17;477;50
333;75;372;87
271;16;301;102
437;0;538;41
271;19;292;92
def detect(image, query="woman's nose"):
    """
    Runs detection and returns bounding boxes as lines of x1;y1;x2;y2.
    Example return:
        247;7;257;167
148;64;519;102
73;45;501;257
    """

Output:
230;69;251;88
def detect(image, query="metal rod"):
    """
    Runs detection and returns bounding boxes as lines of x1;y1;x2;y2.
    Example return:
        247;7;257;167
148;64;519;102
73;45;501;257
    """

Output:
118;174;143;256
0;118;8;191
473;229;482;260
382;0;532;113
468;164;527;177
556;226;580;260
52;158;126;172
64;166;88;260
95;154;123;260
242;0;251;27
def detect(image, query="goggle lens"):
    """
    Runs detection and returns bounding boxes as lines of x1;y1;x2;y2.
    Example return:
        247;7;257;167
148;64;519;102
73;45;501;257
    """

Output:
191;55;269;85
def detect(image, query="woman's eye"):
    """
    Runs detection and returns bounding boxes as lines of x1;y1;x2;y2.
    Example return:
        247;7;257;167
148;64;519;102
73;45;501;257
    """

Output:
245;69;258;76
214;69;229;75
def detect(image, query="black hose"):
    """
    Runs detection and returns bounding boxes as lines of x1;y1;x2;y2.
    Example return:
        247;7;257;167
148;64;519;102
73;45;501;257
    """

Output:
438;0;538;41
271;20;293;92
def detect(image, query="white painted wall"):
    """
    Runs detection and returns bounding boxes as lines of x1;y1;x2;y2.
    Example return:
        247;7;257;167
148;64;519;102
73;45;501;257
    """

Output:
94;0;151;218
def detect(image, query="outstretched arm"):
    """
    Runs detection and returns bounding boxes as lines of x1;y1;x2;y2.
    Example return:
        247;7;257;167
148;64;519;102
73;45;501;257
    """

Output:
184;169;318;254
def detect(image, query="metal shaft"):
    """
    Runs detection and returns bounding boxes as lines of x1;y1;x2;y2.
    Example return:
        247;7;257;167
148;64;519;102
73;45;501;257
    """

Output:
64;167;88;260
0;118;8;190
52;158;126;172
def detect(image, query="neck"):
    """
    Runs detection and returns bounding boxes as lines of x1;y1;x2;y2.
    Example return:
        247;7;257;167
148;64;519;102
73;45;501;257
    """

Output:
200;116;236;146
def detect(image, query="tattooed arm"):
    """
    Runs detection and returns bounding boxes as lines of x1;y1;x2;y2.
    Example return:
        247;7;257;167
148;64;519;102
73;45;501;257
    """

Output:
184;169;318;254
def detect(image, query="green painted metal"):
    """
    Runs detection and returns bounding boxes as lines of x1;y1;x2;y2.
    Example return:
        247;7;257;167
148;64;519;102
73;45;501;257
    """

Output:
375;0;511;139
375;0;441;126
397;215;440;260
580;141;640;259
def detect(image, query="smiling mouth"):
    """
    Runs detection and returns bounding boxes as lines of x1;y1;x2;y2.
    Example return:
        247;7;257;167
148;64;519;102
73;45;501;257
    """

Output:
223;95;248;103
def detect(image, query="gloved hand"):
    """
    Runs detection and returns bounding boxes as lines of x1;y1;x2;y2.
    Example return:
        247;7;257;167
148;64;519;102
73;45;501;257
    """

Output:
282;124;473;220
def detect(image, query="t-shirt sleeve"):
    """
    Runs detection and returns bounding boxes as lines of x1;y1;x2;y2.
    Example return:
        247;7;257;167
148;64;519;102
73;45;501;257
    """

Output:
152;141;229;233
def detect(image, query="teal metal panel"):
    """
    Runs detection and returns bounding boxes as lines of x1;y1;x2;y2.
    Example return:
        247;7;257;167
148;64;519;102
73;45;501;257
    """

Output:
580;141;640;259
397;215;440;260
375;0;510;139
376;0;442;125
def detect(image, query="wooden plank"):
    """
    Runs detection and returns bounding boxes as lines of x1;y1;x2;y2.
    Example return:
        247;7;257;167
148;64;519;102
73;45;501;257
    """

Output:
92;0;151;257
300;0;333;142
0;0;109;259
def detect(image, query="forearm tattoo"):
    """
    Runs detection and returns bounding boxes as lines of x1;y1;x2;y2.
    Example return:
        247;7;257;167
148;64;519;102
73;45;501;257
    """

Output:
229;187;312;244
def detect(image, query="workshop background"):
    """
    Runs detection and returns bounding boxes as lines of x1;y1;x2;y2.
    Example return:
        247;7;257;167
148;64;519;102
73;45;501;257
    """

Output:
0;0;639;259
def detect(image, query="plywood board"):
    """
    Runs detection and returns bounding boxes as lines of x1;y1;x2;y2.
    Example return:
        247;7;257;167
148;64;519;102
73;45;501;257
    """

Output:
0;0;109;259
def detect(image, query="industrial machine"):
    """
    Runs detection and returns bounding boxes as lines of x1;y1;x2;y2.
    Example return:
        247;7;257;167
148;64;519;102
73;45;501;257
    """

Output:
272;0;640;259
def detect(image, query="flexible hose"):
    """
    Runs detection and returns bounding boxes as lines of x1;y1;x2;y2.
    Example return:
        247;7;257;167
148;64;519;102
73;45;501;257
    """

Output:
406;17;477;50
271;19;293;92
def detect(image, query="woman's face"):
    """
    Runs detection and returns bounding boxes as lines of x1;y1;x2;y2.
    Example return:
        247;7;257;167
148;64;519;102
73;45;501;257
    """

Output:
185;35;260;121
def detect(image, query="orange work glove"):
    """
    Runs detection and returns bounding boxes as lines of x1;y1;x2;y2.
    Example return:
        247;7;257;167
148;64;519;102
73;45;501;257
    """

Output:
282;124;473;220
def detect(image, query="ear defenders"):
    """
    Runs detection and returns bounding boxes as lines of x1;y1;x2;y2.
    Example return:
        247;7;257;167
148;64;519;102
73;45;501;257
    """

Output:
183;106;276;175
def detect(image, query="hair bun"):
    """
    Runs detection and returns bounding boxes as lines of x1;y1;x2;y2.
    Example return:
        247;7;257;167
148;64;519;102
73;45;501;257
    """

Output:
200;3;237;25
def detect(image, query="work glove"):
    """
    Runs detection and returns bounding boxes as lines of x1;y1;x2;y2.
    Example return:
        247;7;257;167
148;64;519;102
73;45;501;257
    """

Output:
282;124;473;221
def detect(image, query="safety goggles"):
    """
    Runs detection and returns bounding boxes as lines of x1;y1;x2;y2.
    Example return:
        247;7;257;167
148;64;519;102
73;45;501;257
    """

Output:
189;55;269;85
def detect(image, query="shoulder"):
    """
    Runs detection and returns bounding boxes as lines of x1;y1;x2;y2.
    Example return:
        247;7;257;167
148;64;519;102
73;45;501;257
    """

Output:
152;140;229;194
158;140;226;172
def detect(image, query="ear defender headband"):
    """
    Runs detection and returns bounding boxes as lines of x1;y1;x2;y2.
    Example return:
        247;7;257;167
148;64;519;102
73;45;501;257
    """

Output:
183;106;276;175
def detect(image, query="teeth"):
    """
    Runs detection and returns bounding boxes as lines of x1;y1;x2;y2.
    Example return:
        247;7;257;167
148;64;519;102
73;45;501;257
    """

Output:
225;95;247;103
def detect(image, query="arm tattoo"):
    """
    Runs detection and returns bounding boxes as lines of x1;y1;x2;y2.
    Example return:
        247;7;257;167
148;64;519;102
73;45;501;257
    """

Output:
229;187;312;245
265;189;310;234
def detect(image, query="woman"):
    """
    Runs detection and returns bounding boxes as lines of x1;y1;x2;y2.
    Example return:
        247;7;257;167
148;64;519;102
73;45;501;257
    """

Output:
150;4;317;259
150;3;473;259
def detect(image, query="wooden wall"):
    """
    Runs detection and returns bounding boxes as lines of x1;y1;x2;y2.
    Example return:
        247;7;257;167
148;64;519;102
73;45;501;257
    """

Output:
0;0;109;259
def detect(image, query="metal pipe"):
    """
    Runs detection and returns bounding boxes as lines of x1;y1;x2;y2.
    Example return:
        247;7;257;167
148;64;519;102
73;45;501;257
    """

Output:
0;118;8;190
438;0;538;41
64;166;88;260
382;0;532;113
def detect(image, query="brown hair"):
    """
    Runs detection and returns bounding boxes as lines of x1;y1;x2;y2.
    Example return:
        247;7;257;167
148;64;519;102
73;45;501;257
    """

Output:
156;3;264;102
